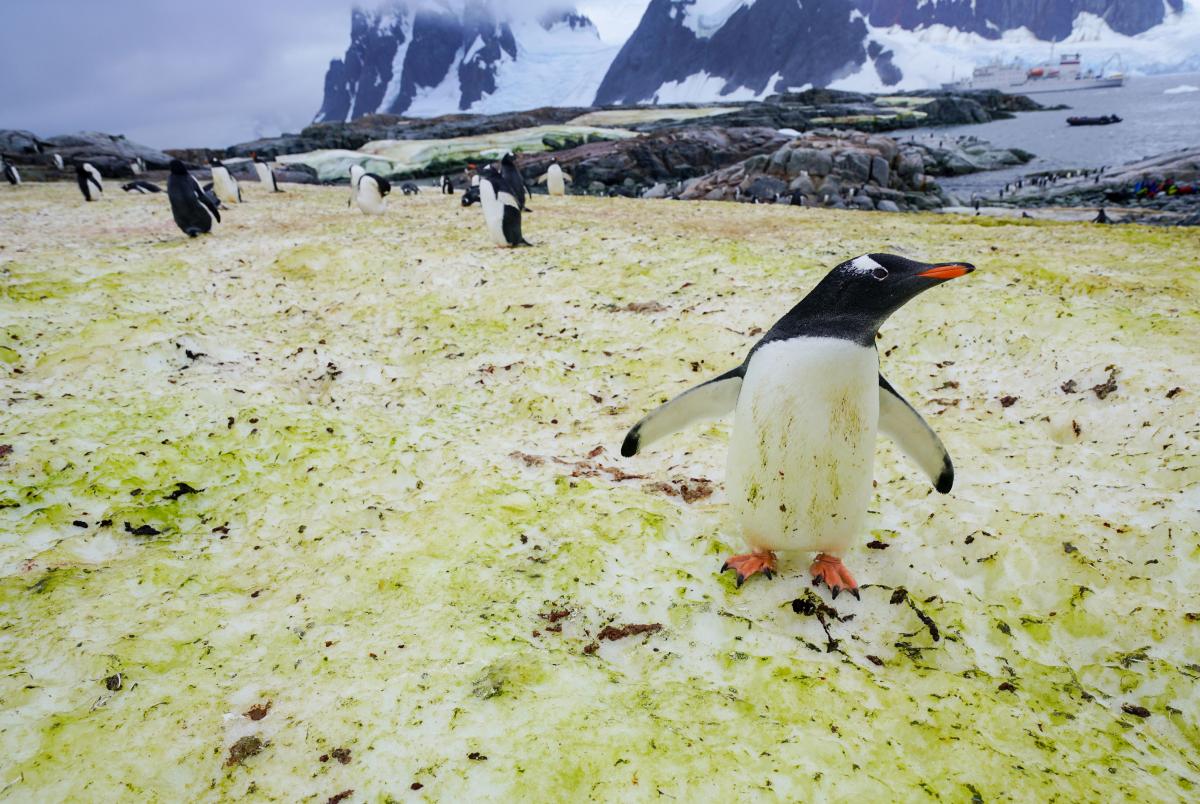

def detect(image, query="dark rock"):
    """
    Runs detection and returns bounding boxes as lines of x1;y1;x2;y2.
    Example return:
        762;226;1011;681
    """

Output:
43;132;172;177
0;129;48;156
517;126;787;193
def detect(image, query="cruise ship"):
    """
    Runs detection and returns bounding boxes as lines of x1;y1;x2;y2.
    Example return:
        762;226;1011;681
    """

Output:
943;54;1124;94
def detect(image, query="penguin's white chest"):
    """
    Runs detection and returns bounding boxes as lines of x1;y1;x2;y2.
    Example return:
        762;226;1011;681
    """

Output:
726;337;879;555
213;169;238;204
355;183;387;215
547;166;565;196
478;180;508;245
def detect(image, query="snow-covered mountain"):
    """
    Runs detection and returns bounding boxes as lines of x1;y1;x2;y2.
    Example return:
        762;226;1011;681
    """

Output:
317;0;1200;120
315;1;616;122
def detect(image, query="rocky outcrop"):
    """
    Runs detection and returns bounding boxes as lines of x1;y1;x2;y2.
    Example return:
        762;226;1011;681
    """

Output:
674;130;1033;210
0;129;51;157
515;126;789;193
679;130;945;209
635;89;1043;135
227;108;590;159
855;0;1183;41
42;132;173;177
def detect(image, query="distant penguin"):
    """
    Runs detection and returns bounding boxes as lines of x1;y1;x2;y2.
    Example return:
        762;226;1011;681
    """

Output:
354;172;391;215
122;180;163;193
540;159;572;196
254;155;283;193
2;158;20;186
348;164;365;207
401;182;419;196
499;153;529;211
76;162;103;201
209;158;241;205
478;163;530;247
167;159;220;237
441;175;454;195
622;254;974;596
789;189;805;206
50;153;64;171
461;185;480;207
130;157;145;175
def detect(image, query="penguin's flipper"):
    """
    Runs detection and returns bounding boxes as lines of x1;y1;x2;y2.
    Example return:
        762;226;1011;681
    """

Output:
535;175;547;185
194;179;221;224
878;375;953;493
622;367;743;457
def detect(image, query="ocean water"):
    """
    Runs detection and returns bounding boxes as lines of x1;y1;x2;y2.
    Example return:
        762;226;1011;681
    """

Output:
892;71;1200;196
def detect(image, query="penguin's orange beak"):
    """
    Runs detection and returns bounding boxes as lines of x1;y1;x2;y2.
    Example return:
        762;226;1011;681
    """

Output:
917;263;975;280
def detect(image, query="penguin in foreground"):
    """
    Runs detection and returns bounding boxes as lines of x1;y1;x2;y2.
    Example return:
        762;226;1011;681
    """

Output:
499;153;529;211
354;172;391;215
538;158;572;196
167;159;220;237
122;180;163;193
2;157;20;186
209;158;241;205
253;155;283;193
76;162;103;201
622;254;974;597
478;163;530;247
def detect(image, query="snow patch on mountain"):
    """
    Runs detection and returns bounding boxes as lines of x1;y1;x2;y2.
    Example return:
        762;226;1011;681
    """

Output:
462;18;620;114
649;69;781;103
678;0;758;38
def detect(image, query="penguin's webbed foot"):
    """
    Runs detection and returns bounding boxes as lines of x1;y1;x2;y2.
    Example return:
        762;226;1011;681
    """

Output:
721;551;777;587
809;554;859;600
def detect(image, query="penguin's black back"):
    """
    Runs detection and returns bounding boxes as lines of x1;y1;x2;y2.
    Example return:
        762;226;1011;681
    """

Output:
168;170;216;237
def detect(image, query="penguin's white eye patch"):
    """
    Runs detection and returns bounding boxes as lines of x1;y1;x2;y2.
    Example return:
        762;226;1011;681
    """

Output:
872;267;888;280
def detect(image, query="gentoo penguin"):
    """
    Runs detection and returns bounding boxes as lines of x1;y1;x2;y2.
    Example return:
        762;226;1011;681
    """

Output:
401;182;419;196
50;153;64;171
461;185;480;207
499;153;529;211
167;159;220;237
2;158;20;186
478;163;530;247
130;157;146;175
348;164;366;207
622;254;974;597
76;162;103;201
539;159;572;196
209;158;241;205
122;180;163;193
354;172;391;215
441;175;454;195
253;155;283;192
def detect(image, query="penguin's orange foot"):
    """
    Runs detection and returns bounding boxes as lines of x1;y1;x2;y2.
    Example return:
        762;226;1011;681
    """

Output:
809;554;860;600
721;551;777;587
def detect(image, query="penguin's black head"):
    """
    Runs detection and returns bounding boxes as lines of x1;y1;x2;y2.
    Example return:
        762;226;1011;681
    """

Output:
500;152;516;167
210;158;223;167
808;253;974;333
169;159;188;176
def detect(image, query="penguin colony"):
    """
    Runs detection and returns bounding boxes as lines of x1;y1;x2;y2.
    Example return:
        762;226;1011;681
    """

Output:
7;150;976;601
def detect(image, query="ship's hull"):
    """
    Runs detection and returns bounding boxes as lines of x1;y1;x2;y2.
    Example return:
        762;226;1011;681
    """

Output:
942;76;1124;94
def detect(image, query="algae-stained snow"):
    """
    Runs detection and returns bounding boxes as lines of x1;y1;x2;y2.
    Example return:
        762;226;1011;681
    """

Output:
0;183;1198;801
279;126;638;182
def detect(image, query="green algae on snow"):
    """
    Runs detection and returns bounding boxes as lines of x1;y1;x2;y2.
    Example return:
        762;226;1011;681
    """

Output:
0;183;1198;800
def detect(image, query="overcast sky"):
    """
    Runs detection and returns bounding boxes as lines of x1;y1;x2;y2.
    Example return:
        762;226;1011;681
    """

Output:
0;0;649;150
